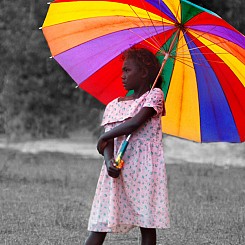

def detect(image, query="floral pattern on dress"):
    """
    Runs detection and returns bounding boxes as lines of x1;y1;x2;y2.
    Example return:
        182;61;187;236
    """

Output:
88;88;170;233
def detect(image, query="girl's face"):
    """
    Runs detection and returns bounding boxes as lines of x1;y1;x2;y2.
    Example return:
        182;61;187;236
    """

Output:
121;58;143;91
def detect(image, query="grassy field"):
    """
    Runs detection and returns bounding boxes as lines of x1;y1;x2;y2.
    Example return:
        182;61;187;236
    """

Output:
0;149;245;245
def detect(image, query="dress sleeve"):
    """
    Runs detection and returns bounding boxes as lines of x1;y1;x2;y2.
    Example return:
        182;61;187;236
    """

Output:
100;97;134;126
101;100;114;126
143;88;166;116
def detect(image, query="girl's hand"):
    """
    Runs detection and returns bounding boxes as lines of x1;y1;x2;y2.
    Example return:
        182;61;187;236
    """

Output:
97;135;108;155
105;159;121;178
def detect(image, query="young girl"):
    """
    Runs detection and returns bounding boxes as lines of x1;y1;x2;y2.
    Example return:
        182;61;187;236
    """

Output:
85;48;170;245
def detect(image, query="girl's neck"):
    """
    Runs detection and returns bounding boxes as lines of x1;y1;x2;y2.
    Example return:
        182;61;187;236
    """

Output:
133;86;150;99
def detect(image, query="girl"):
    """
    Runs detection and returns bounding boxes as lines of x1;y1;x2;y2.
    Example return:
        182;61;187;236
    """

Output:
85;48;170;245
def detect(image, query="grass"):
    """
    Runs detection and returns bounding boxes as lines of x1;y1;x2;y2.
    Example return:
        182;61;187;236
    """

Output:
0;149;245;245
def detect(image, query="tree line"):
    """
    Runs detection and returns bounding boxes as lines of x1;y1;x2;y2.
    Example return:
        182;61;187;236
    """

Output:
1;0;244;140
1;0;104;140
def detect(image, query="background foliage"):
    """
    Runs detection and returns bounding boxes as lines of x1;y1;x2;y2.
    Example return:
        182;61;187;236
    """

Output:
0;0;244;140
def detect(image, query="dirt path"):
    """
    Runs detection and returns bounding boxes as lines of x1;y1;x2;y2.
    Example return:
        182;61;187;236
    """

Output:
0;134;244;167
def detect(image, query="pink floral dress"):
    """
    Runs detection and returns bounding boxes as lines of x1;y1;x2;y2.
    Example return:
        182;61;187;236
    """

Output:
88;88;170;233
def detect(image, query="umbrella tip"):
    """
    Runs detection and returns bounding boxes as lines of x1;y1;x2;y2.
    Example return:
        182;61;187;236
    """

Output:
47;2;51;4
75;85;79;88
49;56;53;59
39;27;42;30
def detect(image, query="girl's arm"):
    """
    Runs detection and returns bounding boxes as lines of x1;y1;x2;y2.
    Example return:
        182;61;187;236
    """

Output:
97;107;155;154
103;138;121;178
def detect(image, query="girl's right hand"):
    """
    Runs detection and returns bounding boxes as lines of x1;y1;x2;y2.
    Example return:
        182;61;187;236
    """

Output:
105;159;121;178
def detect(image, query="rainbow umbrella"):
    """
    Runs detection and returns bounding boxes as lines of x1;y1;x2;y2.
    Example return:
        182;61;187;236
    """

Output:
42;0;245;143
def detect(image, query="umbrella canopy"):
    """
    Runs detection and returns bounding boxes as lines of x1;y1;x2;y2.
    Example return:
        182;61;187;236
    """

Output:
42;0;245;143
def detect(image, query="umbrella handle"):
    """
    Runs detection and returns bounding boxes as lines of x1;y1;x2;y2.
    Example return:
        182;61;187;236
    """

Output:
115;135;131;169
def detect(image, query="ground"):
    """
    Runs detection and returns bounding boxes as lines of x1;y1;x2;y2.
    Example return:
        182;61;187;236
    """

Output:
0;131;245;244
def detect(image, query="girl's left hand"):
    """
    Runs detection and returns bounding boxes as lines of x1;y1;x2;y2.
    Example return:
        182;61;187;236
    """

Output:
97;135;108;155
105;159;121;178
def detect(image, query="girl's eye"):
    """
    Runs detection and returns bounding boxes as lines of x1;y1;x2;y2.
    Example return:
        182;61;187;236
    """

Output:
122;67;130;73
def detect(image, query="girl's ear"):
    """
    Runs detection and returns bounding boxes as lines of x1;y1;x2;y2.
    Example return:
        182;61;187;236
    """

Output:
141;67;148;78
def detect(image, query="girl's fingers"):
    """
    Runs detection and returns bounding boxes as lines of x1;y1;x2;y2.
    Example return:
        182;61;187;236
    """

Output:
108;165;121;178
109;172;120;178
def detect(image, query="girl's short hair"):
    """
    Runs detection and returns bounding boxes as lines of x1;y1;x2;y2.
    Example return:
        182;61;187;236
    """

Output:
122;48;163;88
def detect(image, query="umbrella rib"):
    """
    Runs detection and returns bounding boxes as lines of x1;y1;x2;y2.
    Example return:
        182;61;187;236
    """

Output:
176;40;229;55
178;15;212;48
176;27;205;52
171;28;190;53
127;29;165;54
176;51;229;56
177;43;228;53
139;0;163;47
123;14;171;51
163;1;182;55
169;27;191;57
175;48;229;57
128;4;162;49
200;59;225;64
124;16;162;50
171;19;192;52
156;0;178;52
172;56;209;69
175;25;222;52
169;56;195;69
171;55;196;65
174;55;225;65
173;54;226;70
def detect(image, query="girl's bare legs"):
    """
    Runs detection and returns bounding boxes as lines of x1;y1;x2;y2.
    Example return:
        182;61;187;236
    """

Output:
140;227;156;245
84;232;107;245
84;228;156;245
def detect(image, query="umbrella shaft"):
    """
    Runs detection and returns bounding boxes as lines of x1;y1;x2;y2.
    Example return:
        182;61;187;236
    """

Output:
115;135;131;163
152;29;180;89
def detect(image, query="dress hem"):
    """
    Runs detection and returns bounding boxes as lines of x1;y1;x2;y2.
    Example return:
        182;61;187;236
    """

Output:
88;223;171;233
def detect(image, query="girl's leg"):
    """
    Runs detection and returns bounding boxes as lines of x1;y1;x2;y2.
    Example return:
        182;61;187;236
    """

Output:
140;227;156;245
84;231;107;245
